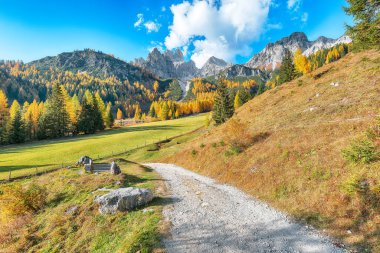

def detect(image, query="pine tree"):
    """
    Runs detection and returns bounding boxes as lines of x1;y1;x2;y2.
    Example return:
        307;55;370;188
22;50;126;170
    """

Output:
134;103;141;120
149;103;156;118
105;102;114;128
234;91;243;109
160;102;169;120
7;103;25;144
116;108;123;120
278;49;296;84
77;94;104;134
0;90;9;144
212;80;234;125
92;94;104;131
95;92;106;122
344;0;380;51
40;84;70;138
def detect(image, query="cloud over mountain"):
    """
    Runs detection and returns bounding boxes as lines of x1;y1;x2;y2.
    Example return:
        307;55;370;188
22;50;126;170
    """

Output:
164;0;271;68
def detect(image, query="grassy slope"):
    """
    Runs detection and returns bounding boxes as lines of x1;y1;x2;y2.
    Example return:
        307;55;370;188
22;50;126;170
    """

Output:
0;115;205;180
0;159;169;253
162;50;380;252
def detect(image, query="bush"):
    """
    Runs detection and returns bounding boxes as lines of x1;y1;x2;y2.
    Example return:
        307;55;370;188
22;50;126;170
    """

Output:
191;149;198;156
224;144;242;157
224;119;252;149
200;143;205;148
342;137;378;164
0;183;47;219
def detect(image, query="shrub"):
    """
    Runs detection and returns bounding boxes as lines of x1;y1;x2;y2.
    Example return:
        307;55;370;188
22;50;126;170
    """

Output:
219;140;225;146
224;144;242;157
191;149;198;156
342;137;378;164
212;143;217;148
224;119;252;149
200;143;205;148
0;183;47;219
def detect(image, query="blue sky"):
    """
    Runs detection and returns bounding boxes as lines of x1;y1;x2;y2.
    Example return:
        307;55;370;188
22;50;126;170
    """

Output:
0;0;352;66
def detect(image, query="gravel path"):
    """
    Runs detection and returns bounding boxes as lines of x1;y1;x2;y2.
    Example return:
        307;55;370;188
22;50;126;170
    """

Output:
145;163;347;253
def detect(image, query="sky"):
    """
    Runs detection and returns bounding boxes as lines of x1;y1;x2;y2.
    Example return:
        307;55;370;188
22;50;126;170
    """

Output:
0;0;353;67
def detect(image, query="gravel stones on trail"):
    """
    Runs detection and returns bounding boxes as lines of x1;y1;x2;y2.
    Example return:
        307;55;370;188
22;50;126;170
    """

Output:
145;163;347;253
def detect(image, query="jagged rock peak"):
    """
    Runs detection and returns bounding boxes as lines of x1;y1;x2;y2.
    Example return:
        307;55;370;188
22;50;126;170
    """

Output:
164;48;184;62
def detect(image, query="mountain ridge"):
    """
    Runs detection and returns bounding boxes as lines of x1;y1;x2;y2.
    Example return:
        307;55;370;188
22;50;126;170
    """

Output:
246;32;352;70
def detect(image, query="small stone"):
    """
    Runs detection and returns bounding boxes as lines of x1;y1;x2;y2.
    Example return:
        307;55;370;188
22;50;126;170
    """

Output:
195;191;201;195
347;230;352;234
201;202;209;207
65;205;79;215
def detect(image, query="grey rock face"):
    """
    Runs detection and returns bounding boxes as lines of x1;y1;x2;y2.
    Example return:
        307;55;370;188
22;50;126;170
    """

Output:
131;48;199;80
246;32;352;71
94;187;154;214
200;56;230;77
222;65;269;80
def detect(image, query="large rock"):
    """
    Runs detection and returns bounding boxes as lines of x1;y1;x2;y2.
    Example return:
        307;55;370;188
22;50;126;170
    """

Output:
110;161;121;175
94;187;154;214
76;156;93;166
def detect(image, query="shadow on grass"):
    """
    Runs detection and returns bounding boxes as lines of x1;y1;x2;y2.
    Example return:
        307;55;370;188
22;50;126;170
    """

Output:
0;164;56;172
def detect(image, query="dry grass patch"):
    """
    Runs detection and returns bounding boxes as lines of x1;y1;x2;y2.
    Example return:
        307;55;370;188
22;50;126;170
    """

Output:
163;50;380;252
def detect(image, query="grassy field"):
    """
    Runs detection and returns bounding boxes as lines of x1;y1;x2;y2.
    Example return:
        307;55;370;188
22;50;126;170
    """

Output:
0;158;170;253
0;114;206;180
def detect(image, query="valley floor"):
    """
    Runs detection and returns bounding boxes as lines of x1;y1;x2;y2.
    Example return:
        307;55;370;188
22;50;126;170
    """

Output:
146;163;346;253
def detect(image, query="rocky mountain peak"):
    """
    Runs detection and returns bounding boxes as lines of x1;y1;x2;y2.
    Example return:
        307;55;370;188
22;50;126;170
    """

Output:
245;32;351;70
164;49;184;63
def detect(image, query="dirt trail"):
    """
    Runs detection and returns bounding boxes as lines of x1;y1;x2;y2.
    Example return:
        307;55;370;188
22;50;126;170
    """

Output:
145;163;347;253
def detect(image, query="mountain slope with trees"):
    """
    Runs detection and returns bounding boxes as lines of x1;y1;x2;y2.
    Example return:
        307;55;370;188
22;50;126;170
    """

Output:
164;49;380;252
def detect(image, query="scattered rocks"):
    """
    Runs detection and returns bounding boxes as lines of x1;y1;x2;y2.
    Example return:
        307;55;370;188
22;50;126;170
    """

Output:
330;82;339;87
65;205;79;215
250;167;258;173
94;187;154;214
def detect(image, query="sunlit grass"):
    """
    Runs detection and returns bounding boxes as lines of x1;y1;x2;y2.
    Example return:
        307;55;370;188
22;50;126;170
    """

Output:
0;114;206;180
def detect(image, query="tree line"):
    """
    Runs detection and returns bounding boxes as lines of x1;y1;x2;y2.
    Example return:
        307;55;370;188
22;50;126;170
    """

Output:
0;84;113;145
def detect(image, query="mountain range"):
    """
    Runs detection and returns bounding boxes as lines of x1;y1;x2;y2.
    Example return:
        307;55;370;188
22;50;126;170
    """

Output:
132;32;351;81
245;32;352;70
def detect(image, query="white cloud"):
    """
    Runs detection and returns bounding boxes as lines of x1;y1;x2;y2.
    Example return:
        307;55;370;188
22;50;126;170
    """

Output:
301;12;308;23
134;14;161;33
287;0;301;10
144;21;161;33
134;13;144;28
161;6;166;12
267;22;283;30
164;0;271;68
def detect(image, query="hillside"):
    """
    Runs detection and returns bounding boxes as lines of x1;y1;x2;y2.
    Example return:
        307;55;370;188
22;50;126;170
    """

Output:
163;50;380;252
29;49;158;85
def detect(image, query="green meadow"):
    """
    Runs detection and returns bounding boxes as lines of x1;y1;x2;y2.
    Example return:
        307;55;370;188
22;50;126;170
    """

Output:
0;114;205;180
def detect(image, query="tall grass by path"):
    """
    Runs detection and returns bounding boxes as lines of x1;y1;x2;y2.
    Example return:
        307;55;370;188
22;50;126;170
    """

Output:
0;114;206;180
